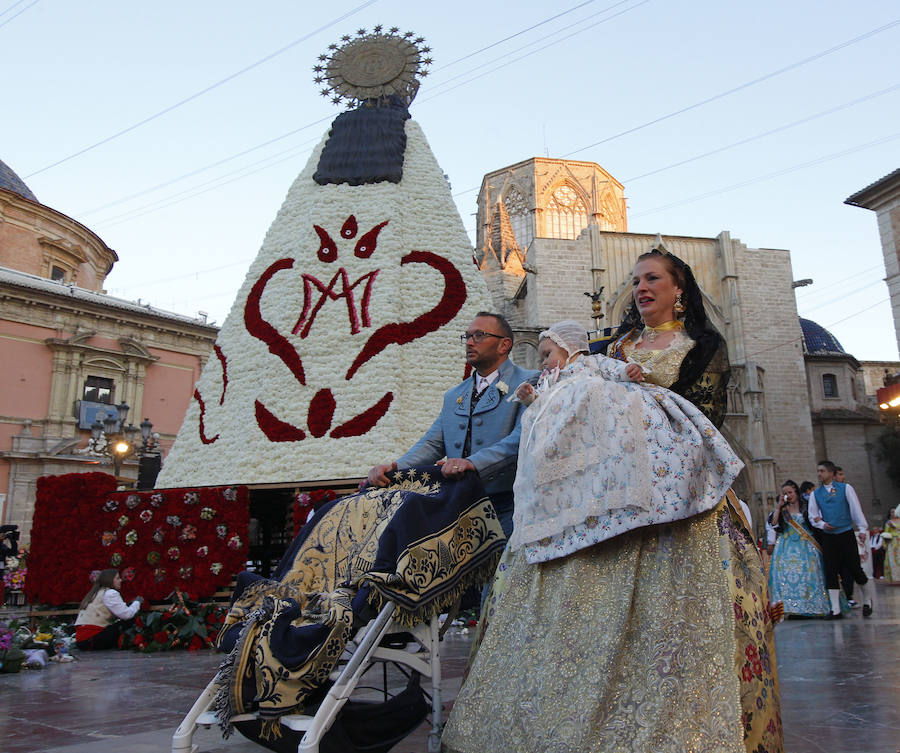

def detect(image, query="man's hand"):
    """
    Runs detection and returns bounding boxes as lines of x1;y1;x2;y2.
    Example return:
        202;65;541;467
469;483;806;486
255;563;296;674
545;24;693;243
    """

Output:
823;522;835;531
438;458;476;480
857;531;867;546
367;461;398;488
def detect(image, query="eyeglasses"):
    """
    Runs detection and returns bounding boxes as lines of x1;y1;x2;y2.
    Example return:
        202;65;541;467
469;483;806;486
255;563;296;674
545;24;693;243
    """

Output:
460;330;506;344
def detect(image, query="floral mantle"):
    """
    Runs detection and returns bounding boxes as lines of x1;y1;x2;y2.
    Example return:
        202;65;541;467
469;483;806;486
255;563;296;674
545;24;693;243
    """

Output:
157;119;493;488
26;472;248;605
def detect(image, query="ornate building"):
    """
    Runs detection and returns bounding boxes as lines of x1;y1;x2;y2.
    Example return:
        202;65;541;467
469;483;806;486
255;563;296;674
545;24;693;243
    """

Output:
476;157;900;531
0;158;218;542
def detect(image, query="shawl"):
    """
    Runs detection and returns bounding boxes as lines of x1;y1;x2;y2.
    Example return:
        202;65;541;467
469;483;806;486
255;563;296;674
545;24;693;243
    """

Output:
214;468;504;739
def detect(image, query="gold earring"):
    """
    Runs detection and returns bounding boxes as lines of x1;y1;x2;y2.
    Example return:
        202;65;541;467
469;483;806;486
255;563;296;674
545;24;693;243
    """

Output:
674;292;685;313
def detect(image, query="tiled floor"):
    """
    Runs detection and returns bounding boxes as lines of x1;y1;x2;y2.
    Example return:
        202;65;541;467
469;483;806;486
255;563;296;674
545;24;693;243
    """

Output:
1;583;897;752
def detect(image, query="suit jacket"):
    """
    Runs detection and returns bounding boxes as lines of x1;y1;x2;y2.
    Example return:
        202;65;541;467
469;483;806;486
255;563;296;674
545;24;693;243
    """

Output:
396;359;539;496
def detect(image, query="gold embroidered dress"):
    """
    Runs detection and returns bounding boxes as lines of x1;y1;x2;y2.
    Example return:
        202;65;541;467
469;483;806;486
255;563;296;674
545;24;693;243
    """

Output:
442;331;784;753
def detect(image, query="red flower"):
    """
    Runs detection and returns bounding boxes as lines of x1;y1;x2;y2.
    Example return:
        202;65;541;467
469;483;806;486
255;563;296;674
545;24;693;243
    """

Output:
134;617;143;629
741;664;754;683
189;635;205;651
133;635;147;649
153;631;169;644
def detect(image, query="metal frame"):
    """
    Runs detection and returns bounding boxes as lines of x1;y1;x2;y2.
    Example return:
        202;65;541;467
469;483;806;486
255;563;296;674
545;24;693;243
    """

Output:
171;603;445;753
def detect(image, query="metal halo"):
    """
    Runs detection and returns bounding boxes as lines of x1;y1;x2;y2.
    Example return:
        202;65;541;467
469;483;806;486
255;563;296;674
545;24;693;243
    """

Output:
313;27;432;107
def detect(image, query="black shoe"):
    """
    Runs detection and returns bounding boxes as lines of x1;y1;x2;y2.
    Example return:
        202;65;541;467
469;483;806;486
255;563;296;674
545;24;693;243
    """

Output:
863;604;872;618
825;611;843;620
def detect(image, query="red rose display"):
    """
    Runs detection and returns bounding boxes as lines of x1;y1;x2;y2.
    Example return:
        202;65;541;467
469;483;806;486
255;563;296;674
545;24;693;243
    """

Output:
26;473;249;604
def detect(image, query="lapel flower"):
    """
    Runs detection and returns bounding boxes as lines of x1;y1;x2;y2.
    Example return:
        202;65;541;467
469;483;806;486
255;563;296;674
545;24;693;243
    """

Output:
456;395;463;404
497;381;509;395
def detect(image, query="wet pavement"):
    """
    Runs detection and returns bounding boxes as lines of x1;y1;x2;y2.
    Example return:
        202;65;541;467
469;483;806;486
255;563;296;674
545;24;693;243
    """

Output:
1;582;897;753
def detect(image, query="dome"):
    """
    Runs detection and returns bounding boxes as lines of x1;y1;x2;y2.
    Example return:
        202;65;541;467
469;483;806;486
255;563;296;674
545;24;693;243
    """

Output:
0;158;37;202
800;318;846;355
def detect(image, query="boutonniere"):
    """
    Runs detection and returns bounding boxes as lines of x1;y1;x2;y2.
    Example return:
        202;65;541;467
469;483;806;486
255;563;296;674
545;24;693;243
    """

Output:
497;381;509;395
457;395;464;404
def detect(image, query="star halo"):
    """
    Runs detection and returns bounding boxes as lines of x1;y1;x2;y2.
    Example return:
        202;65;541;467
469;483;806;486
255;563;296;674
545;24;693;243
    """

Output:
313;27;433;108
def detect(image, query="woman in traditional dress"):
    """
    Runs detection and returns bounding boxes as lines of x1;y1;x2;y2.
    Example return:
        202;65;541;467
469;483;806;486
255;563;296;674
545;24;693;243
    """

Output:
767;480;839;617
882;505;900;583
442;249;783;753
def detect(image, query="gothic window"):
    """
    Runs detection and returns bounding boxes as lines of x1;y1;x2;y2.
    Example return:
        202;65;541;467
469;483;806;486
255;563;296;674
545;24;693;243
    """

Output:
83;375;114;404
545;184;588;240
504;187;532;248
822;373;838;398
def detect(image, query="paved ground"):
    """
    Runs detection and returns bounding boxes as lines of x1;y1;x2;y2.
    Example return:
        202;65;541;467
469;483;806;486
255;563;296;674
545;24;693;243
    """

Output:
1;583;897;753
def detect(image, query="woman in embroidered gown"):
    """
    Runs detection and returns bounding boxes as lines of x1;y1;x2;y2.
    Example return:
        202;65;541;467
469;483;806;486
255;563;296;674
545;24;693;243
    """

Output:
767;480;838;617
442;249;783;753
883;505;900;583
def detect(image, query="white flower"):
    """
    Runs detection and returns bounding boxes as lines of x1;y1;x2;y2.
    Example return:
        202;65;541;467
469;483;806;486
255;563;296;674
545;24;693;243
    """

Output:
496;381;508;395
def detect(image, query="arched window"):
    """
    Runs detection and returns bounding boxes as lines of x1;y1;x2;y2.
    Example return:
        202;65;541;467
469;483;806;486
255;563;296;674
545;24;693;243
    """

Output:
504;187;532;248
545;184;588;240
822;373;838;398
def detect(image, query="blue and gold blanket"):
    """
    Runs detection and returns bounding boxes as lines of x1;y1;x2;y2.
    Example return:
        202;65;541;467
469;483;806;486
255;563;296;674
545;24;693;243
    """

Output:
214;468;504;737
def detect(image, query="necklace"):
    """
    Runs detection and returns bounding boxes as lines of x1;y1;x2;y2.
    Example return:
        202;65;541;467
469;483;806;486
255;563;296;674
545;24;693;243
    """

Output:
640;319;683;343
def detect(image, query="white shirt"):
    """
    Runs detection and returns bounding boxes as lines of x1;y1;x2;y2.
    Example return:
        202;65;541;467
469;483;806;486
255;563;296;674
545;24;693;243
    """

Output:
475;370;500;394
807;483;868;532
102;588;141;620
738;499;753;531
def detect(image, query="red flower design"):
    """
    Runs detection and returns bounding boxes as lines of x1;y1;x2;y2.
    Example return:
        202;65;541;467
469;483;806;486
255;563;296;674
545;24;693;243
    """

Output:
26;474;249;604
213;343;228;406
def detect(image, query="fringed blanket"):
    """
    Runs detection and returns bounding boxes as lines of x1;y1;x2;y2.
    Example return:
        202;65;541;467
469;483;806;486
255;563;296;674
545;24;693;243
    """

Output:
214;468;505;739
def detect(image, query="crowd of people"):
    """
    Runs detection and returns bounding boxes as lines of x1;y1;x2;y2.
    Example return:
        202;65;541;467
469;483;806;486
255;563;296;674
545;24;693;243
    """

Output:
767;464;899;620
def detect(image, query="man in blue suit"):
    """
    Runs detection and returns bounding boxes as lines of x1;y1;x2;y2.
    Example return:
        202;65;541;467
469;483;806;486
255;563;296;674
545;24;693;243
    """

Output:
367;312;538;537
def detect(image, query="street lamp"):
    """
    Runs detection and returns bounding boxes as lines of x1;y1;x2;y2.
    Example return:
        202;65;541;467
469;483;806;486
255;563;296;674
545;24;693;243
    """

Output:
88;402;145;478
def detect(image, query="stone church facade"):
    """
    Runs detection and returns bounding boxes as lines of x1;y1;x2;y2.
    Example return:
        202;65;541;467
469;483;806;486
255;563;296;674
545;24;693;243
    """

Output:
475;157;899;531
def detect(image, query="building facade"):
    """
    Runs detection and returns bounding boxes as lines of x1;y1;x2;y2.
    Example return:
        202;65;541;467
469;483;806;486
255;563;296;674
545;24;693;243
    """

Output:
0;159;218;542
845;169;900;357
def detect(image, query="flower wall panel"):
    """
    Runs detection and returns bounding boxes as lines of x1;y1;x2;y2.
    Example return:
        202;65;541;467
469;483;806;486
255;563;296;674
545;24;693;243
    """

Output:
26;472;248;605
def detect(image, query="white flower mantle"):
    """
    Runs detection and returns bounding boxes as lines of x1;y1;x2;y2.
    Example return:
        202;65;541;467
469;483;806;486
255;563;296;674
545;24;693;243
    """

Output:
157;121;493;487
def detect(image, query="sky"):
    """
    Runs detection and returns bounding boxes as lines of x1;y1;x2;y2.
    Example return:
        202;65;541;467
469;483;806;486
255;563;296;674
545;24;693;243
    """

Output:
2;0;899;360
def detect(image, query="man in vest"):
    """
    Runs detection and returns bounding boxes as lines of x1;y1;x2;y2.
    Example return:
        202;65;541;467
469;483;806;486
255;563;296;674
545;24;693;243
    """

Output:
808;459;872;618
367;312;538;538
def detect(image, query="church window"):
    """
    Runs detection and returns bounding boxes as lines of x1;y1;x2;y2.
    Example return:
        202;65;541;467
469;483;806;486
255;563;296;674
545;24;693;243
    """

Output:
51;265;66;283
545;184;588;240
504;187;532;248
822;373;838;398
83;376;114;404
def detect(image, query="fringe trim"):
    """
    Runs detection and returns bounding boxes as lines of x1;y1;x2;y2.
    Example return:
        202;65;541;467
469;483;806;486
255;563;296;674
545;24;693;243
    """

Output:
365;545;504;628
258;716;283;741
213;602;271;737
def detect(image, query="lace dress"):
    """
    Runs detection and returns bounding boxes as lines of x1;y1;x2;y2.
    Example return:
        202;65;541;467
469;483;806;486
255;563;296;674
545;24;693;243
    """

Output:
442;337;784;753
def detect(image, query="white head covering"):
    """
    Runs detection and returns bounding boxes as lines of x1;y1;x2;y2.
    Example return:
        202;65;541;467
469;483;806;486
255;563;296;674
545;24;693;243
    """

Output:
539;320;590;359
